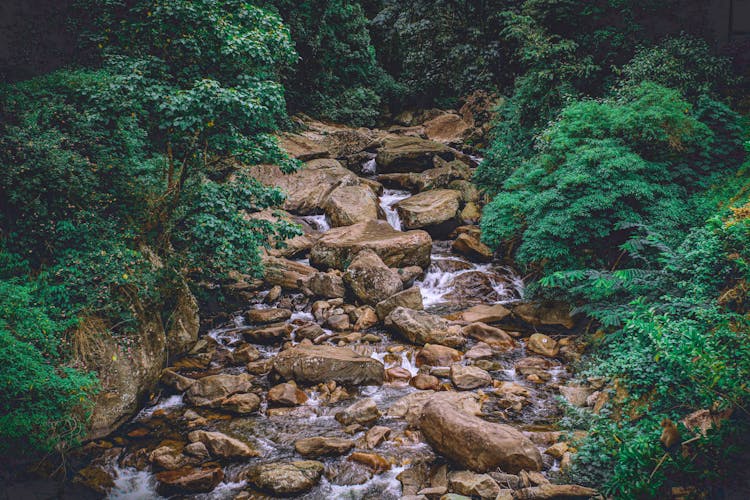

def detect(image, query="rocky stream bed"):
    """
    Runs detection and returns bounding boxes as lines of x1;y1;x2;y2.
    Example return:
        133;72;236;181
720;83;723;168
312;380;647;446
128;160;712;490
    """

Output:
70;116;600;499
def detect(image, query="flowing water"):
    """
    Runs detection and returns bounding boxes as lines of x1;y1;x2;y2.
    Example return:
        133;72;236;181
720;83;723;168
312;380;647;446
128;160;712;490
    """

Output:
96;144;572;499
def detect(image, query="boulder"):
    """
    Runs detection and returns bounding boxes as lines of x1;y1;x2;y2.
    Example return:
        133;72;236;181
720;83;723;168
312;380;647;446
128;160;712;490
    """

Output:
395;189;461;238
187;430;259;459
450;364;492;390
310;220;432;270
248;159;359;215
385;307;465;348
448;471;501;499
452;232;493;262
306;272;346;299
242;323;293;344
411;373;440;391
349;452;390;472
344;249;403;305
513;484;599;499
527;333;559;357
149;446;188;471
388;391;481;428
184;374;254;407
365;426;392;449
419;394;542;473
376;287;424;320
245;461;324;495
559;384;593;407
423;113;472;144
335;397;381;426
156;466;224;495
512;301;575;330
273;344;385;386
262;255;316;291
277;132;329;161
294;437;354;458
324;184;382;227
161;369;196;392
245;308;291;324
415;158;472;192
326;313;351;331
219;393;261;415
464;342;493;360
461;323;515;349
376;136;455;173
416;344;462;367
268;382;308;406
454;304;511;324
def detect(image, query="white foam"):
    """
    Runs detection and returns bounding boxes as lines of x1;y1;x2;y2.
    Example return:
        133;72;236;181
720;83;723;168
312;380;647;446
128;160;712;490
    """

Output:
321;465;406;499
379;189;410;231
300;214;331;232
361;158;377;175
107;466;163;500
135;395;184;420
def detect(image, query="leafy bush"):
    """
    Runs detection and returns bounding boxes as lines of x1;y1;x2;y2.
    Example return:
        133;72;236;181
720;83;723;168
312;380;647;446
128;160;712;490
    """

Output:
480;83;743;272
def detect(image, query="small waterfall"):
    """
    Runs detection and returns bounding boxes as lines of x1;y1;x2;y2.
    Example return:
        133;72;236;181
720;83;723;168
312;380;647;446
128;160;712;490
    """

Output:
300;214;331;232
379;189;410;231
108;466;163;500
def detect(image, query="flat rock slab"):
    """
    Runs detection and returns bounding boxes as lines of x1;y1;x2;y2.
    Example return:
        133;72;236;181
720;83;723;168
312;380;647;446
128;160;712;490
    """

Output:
245;461;324;495
273;344;385;386
309;220;432;270
376;136;455;173
395;189;462;237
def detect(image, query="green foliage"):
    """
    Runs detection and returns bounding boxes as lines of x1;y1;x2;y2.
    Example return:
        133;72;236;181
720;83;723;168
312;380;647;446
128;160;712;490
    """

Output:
0;0;301;454
266;0;394;126
480;83;743;272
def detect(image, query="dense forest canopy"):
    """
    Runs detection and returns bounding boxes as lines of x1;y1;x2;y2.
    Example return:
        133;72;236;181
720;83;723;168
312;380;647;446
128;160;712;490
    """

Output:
1;1;749;498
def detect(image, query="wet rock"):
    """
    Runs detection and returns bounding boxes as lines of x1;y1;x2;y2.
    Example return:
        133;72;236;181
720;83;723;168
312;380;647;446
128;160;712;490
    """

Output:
326;313;351;331
231;345;260;364
273;344;385;386
544;442;569;460
353;306;379;331
397;266;425;287
452;232;493;262
324;184;382;227
264;284;282;303
389;391;481;427
310;220;432;271
161;369;195;392
416;158;472;191
454;304;511;324
344;249;403;305
385;307;465;348
376;286;424;320
219;393;261;415
349;452;390;472
294;436;354;458
395;189;462;237
149;446;188;470
245;461;324;495
184;373;254;407
277;132;329;161
462;322;515;349
294;322;326;342
448;471;501;499
489;472;524;490
512;301;575;330
155;465;224;495
365;425;392;449
187;430;259;459
376;136;455;173
184;442;210;460
246;359;273;375
411;373;440;390
241;323;294;344
307;272;346;299
527;333;559;357
262;255;316;291
245;308;291;324
386;366;413;383
423;113;471;144
459;202;481;224
416;344;463;367
419;393;543;473
335;397;381;426
464;342;493;360
450;364;492;390
268;382;308;406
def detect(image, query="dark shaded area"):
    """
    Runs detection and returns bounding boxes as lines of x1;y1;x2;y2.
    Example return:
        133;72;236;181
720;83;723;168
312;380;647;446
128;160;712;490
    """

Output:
0;0;77;82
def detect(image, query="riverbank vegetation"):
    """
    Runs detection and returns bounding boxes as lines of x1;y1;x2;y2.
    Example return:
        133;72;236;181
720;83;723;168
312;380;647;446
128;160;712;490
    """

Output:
1;0;748;497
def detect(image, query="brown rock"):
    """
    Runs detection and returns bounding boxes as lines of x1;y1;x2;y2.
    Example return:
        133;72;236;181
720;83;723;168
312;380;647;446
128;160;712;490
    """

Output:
294;436;354;458
450;364;492;390
187;430;259;459
273;344;385;386
335;397;381;426
376;287;424;320
452;232;493;262
365;425;392;449
219;393;261;415
324;184;382;227
307;272;346;299
376;136;455;173
456;304;511;324
462;322;515;349
184;374;254;408
423;113;471;144
344;249;403;305
527;333;559;357
156;466;224;494
349;452;390;472
245;461;324;495
268;382;308;406
411;373;440;390
245;308;291;324
416;344;463;367
386;366;413;383
512;301;575;330
448;470;501;499
385;307;465;348
395;189;462;237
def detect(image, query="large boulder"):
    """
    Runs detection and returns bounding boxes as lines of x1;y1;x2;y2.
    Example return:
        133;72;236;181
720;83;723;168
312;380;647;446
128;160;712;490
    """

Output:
416;344;462;367
306;271;346;299
376;286;424;320
335;397;381;426
344;249;403;305
249;159;359;215
273;344;385;386
295;437;355;458
245;461;324;495
385;307;465;348
512;301;576;330
188;430;259;459
388;391;481;428
414;159;472;192
462;322;515;350
419;394;543;473
395;189;461;238
277;132;329;161
453;304;511;324
375;136;455;173
452;232;493;263
184;373;254;408
324;184;382;227
423;113;472;144
156;466;224;495
450;364;492;390
310;220;432;270
262;255;316;291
